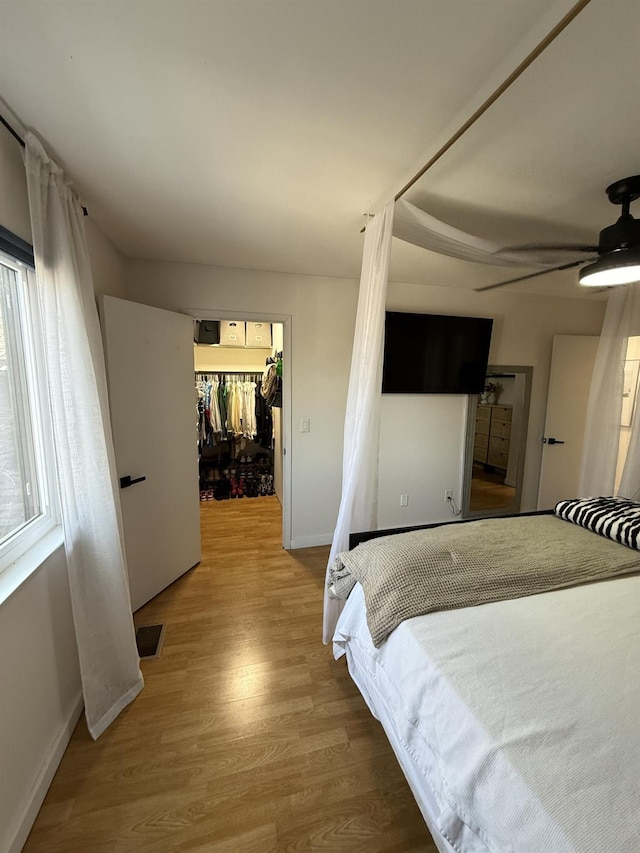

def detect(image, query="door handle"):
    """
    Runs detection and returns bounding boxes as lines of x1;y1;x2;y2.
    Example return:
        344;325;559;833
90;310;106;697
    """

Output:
120;474;147;489
543;437;565;445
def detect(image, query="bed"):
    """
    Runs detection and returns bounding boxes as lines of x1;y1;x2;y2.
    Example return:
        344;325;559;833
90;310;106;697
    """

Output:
330;499;640;852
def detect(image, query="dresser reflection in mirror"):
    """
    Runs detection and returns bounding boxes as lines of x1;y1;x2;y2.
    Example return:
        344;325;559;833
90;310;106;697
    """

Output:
472;403;514;510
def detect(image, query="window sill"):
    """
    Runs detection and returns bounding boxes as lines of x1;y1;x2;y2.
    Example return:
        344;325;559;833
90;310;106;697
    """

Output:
0;525;65;607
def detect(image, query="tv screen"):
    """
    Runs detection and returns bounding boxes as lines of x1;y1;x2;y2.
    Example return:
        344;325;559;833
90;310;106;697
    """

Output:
382;311;493;394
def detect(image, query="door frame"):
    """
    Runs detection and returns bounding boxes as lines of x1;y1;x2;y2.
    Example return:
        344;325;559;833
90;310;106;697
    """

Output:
183;307;292;550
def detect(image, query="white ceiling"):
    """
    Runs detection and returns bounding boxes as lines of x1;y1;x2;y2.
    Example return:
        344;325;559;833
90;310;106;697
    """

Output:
0;0;638;298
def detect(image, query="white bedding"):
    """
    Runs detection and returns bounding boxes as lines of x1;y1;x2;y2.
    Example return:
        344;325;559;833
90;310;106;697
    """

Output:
333;577;640;852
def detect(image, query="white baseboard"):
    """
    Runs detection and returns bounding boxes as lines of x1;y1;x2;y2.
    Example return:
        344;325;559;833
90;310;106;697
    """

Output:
288;533;333;549
7;693;84;853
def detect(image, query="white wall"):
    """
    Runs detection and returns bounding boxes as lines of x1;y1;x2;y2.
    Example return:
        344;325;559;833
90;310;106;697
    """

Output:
0;548;82;853
378;395;467;527
85;217;128;299
0;123;31;242
0;122;128;853
488;374;516;406
125;258;606;542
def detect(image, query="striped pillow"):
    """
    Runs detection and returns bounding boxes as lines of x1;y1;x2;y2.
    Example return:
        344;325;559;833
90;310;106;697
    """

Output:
555;496;640;550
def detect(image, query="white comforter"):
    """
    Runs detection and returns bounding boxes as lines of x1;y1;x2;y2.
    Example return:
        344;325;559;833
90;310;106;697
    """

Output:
333;577;640;852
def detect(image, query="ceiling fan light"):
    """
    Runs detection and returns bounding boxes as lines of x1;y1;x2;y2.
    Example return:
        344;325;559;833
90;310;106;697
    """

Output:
579;254;640;287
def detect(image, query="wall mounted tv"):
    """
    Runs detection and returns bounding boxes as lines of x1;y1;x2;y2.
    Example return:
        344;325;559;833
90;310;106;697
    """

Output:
382;311;493;394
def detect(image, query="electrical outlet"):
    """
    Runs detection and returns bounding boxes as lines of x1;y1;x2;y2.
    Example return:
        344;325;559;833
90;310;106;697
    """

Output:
444;490;453;502
400;494;409;507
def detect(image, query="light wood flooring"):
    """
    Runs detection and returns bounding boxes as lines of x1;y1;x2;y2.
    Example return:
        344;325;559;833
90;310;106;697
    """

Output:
23;496;436;852
469;465;516;511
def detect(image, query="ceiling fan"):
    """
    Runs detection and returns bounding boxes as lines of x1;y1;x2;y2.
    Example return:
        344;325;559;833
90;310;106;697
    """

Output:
475;176;640;292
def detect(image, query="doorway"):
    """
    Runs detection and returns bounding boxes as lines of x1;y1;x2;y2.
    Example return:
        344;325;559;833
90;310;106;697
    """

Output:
188;309;292;549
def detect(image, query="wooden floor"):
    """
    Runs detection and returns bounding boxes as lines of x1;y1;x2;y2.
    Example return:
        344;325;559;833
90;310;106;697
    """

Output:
469;466;516;511
23;496;436;852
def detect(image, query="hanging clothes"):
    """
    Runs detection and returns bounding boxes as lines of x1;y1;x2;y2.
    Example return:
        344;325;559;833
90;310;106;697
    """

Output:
227;378;243;436
217;378;228;439
261;361;282;408
196;377;207;447
195;372;261;441
255;388;273;449
241;380;257;439
208;376;223;435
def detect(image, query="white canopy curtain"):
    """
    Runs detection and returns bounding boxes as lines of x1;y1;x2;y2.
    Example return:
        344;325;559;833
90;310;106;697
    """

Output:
579;283;640;500
393;198;585;268
322;196;577;643
24;133;143;739
323;201;394;643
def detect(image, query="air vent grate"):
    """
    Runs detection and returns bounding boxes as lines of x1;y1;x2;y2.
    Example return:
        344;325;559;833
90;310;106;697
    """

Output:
135;624;166;660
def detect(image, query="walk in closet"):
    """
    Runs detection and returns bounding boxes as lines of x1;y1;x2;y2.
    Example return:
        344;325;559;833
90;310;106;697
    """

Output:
194;320;284;507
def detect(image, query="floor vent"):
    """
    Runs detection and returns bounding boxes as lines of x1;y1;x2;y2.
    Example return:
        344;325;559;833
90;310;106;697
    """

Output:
135;624;166;660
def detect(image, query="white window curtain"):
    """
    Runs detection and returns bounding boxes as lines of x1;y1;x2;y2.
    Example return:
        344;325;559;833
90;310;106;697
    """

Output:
579;284;640;500
24;133;143;739
323;201;394;643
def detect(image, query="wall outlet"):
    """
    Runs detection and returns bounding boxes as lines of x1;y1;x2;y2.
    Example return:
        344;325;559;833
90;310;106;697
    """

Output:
400;494;409;507
444;490;453;502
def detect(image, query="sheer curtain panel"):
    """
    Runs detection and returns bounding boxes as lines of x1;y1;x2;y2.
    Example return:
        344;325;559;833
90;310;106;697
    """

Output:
393;198;586;269
323;201;394;643
579;284;640;500
24;133;143;739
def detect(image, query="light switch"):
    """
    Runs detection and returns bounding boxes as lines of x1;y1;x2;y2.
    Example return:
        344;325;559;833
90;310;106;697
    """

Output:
300;418;310;433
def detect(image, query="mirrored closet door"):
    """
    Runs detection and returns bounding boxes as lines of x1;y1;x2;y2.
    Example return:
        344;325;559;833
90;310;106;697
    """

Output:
462;365;533;518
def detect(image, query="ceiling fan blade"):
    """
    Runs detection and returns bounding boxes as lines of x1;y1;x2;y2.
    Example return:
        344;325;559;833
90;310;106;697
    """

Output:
475;259;590;292
504;243;598;253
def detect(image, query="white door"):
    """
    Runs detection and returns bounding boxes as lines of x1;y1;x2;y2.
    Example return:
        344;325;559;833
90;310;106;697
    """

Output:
101;296;201;611
537;334;599;509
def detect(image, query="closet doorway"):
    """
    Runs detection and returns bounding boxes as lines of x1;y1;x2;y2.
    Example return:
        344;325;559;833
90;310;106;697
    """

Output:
190;311;291;549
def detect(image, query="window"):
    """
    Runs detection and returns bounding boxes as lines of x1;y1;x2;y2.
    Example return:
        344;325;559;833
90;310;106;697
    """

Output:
0;241;56;575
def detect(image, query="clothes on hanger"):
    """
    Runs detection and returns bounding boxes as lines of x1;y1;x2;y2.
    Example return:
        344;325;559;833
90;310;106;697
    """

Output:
195;372;265;443
254;387;273;449
241;379;257;438
261;357;282;408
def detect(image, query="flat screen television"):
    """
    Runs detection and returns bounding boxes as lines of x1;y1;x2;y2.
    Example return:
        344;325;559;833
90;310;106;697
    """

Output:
382;311;493;394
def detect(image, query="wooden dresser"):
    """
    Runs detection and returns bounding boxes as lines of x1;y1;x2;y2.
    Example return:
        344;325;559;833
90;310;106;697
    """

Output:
473;404;512;470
